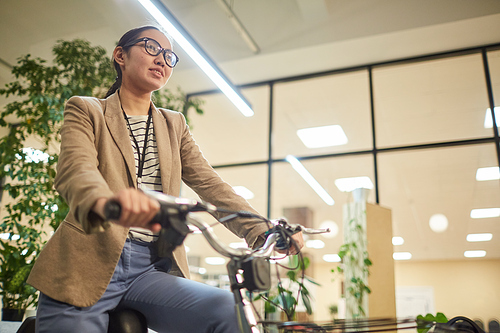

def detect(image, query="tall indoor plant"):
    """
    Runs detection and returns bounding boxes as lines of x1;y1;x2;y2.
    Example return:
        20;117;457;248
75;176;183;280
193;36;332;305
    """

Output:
0;38;203;319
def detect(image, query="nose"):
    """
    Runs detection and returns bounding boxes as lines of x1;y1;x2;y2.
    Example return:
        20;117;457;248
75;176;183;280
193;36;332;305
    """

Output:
154;52;166;66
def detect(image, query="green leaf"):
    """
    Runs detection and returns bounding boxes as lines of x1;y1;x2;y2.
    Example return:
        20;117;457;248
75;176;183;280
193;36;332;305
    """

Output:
435;312;448;323
301;291;312;315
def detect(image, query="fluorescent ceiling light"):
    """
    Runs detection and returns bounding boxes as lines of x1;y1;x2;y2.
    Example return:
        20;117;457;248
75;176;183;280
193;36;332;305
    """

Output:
393;252;412;260
392;236;404;246
205;257;226;265
466;233;492;242
334;176;374;192
484;107;499;128
232;186;254;200
476;167;500;181
306;239;325;249
464;250;486;258
137;0;253;117
285;155;334;206
297;125;348;148
323;254;341;262
470;208;500;219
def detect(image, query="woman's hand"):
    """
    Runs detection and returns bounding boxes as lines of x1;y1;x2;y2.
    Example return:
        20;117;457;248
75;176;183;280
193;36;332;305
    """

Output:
93;188;161;233
276;231;305;256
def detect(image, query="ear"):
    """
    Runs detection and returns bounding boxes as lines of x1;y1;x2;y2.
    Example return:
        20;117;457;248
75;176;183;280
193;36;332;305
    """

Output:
113;46;126;67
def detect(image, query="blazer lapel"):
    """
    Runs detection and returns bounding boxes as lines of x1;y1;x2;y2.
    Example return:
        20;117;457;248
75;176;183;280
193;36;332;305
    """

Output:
151;103;173;194
104;92;137;187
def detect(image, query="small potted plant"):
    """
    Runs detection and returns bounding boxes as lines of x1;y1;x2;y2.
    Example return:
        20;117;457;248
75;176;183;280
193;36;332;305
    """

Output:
0;240;38;321
254;255;319;322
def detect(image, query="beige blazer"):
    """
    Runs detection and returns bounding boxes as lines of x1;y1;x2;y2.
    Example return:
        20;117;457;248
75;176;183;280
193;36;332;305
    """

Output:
27;92;268;307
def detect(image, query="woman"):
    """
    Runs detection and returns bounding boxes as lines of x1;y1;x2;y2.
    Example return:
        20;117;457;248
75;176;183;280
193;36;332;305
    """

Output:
27;26;303;333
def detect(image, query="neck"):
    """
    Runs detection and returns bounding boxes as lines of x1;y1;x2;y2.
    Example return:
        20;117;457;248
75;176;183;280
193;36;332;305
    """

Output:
118;85;152;116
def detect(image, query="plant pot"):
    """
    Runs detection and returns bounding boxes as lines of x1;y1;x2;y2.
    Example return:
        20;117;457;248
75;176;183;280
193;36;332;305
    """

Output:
2;308;25;321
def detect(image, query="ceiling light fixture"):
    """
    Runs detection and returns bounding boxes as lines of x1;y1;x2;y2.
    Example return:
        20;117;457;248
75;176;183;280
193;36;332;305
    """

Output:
205;257;226;265
334;176;374;192
319;220;339;239
285;155;335;206
392;236;404;246
429;213;448;233
464;250;486;258
484;107;499;128
305;239;325;249
393;252;412;260
466;233;492;242
476;167;500;181
297;125;348;148
323;254;341;262
137;0;254;117
470;208;500;219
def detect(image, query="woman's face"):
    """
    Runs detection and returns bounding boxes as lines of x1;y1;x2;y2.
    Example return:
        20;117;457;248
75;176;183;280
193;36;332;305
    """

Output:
119;29;174;94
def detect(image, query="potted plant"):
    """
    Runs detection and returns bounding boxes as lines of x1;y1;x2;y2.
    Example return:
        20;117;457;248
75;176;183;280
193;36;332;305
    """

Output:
0;241;38;321
0;38;204;320
328;304;338;320
254;255;319;322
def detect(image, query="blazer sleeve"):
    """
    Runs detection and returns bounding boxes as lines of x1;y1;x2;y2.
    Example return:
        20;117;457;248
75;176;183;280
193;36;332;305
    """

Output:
177;112;269;248
54;96;114;233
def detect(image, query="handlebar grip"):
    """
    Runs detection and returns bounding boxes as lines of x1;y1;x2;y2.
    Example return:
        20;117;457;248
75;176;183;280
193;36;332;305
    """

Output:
104;200;122;220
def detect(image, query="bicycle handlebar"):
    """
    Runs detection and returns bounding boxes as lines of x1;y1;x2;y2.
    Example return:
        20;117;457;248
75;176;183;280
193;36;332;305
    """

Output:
104;189;330;260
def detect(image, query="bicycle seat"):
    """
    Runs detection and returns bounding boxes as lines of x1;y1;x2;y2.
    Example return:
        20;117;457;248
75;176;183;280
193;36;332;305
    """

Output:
108;308;148;333
15;309;148;333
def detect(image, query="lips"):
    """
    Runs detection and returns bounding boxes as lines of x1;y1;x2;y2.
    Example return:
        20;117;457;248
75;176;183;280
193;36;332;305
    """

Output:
150;68;164;77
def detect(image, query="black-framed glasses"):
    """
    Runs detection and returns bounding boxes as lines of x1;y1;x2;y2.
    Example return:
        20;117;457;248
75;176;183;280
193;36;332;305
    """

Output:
124;37;179;68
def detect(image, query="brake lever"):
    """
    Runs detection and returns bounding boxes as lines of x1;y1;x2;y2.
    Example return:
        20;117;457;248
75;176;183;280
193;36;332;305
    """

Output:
265;219;331;251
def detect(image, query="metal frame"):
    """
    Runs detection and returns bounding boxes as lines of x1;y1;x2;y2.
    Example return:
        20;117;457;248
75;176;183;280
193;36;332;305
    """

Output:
186;42;500;214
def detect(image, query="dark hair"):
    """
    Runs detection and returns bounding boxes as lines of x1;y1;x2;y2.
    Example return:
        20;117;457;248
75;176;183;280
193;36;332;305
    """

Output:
105;25;166;98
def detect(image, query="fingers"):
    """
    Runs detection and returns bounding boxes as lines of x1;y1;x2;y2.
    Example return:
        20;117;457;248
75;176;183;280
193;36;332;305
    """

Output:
289;232;305;255
275;231;305;256
110;188;160;231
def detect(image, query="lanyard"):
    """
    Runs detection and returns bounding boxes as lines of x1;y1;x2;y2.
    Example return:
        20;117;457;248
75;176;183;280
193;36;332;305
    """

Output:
122;105;152;189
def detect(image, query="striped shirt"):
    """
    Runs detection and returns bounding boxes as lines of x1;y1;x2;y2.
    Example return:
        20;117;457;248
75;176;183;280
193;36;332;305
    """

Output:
125;114;162;241
125;114;163;192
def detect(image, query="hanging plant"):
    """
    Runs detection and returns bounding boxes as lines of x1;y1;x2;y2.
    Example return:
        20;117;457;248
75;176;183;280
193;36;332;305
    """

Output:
333;201;373;318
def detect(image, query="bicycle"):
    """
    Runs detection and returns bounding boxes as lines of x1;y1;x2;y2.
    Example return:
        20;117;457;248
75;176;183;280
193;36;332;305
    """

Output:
16;189;487;333
103;189;487;333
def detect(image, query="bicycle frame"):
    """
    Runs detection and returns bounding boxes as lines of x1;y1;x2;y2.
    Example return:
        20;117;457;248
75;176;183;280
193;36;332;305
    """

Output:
186;213;278;333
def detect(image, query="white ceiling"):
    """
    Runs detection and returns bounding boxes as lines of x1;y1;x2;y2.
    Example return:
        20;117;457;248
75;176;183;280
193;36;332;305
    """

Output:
1;0;500;267
2;0;500;91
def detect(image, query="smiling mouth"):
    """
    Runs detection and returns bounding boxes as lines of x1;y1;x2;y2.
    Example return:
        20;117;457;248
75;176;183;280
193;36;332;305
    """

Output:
150;69;163;77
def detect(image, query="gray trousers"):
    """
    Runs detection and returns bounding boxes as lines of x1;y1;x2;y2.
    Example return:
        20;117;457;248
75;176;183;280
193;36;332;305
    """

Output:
35;238;239;333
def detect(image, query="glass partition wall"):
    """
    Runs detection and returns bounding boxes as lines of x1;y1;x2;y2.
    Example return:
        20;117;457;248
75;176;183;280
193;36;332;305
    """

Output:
182;44;500;320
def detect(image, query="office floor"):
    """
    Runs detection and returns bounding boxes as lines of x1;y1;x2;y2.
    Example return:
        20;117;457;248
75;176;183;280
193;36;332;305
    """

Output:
0;321;159;333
